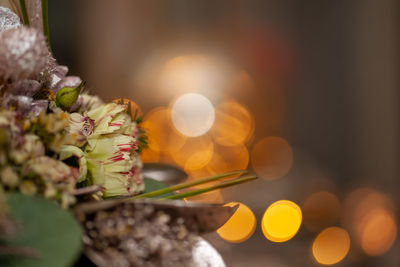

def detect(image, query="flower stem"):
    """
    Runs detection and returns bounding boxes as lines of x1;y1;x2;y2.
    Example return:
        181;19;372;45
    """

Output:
162;176;258;200
19;0;30;26
132;170;247;199
41;0;51;50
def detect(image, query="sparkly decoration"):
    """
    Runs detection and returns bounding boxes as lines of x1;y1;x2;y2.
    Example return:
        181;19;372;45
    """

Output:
79;202;197;267
0;7;22;32
0;26;49;82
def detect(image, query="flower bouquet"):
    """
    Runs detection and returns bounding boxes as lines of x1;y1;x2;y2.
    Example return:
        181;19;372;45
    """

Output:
0;1;256;266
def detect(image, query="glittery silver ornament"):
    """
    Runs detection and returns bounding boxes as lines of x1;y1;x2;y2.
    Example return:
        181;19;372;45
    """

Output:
192;238;226;267
0;26;50;83
0;7;22;33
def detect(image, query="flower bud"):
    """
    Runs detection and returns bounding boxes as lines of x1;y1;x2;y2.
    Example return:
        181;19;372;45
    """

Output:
56;81;85;109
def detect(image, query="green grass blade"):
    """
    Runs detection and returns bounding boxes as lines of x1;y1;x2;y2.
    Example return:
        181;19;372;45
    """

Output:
41;0;51;49
132;170;247;199
19;0;30;26
163;176;257;200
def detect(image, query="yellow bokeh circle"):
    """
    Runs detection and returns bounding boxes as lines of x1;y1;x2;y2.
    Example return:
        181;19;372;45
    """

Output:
262;200;302;242
217;202;256;243
312;227;350;265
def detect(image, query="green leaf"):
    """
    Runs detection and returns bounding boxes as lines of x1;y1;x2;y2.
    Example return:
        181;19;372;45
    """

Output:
0;193;82;267
143;177;174;198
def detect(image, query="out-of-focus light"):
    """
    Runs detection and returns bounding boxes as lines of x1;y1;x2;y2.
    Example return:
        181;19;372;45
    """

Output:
171;134;214;172
142;107;186;153
215;144;249;175
211;100;254;146
189;143;249;180
217;202;256;243
302;192;340;232
112;98;143;119
160;55;223;98
312;227;350;265
140;147;160;163
251;137;293;180
342;188;397;256
359;208;397;256
187;152;229;179
227;71;256;96
184;188;224;204
262;200;302;242
171;93;215;137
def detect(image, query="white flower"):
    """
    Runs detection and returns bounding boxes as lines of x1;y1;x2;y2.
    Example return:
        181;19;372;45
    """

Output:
68;113;94;146
61;102;144;197
86;134;143;197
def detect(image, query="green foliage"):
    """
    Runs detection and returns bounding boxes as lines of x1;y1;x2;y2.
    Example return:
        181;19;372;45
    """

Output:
0;193;82;267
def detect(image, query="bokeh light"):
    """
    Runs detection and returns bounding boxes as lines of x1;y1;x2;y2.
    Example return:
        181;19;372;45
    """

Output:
142;107;186;153
342;188;397;256
160;55;224;99
312;227;350;265
251;137;293;180
215;144;249;173
184;188;224;204
227;71;257;97
262;200;302;242
359;208;397;256
171;134;214;172
217;202;256;243
187;152;229;179
171;93;215;137
140;147;160;163
211;100;254;146
302;191;340;232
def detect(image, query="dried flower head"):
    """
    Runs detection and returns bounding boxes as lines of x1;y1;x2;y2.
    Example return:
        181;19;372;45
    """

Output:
0;7;22;33
0;26;49;82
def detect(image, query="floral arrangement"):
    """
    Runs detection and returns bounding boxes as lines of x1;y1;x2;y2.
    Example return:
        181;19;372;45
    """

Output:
0;2;256;266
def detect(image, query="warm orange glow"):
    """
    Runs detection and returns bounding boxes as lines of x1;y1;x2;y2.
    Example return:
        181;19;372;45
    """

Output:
262;200;302;242
211;100;254;146
171;134;214;172
142;107;186;153
312;227;350;265
251;137;293;180
215;143;249;173
161;55;208;94
359;208;397;256
217;202;256;243
160;55;224;100
140;147;160;163
170;93;215;137
112;98;143;119
342;188;397;256
184;188;224;204
187;152;229;179
302;192;340;232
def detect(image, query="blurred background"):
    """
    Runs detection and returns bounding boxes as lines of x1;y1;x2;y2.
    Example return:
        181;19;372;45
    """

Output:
24;0;400;266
